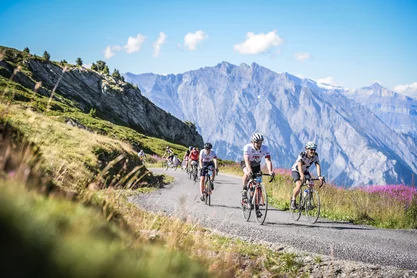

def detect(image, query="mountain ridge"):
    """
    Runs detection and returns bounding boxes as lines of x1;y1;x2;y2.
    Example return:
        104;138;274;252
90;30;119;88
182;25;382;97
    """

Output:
124;61;417;187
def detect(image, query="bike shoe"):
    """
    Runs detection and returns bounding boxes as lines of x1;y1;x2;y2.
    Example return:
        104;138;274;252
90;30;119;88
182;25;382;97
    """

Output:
256;210;262;218
290;199;297;210
200;195;205;201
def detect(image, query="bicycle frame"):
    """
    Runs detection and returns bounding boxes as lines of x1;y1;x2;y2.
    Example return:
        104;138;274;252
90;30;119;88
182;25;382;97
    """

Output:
242;172;274;225
203;165;214;206
291;177;323;223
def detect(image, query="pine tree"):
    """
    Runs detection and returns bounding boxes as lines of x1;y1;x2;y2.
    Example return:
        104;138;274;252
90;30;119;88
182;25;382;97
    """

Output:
23;47;30;54
76;57;83;67
43;51;50;62
112;69;121;80
103;65;109;75
91;63;97;71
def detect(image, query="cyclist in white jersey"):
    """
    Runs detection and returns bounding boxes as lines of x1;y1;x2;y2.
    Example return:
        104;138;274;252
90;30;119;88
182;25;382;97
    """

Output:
199;142;218;201
290;141;324;210
240;133;275;204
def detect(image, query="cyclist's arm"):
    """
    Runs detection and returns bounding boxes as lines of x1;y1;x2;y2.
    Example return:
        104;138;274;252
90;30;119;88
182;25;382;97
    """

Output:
244;154;252;173
297;161;304;181
199;154;203;169
316;163;322;179
213;158;218;169
265;156;273;175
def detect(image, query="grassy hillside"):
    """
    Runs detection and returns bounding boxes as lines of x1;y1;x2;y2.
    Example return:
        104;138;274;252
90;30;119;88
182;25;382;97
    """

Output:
0;46;315;277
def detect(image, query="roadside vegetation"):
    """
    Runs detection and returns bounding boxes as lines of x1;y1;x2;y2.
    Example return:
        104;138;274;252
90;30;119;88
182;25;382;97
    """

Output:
221;163;417;229
0;46;319;277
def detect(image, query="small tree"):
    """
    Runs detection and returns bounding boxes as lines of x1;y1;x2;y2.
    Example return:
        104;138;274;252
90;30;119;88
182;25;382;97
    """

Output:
23;47;30;54
60;59;67;66
43;51;50;62
91;63;98;71
76;57;83;67
96;60;106;72
121;76;125;82
112;69;121;80
103;65;109;75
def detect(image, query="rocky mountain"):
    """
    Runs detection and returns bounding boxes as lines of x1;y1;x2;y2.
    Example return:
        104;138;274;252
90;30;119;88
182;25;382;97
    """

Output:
0;47;203;148
124;62;417;187
343;83;417;140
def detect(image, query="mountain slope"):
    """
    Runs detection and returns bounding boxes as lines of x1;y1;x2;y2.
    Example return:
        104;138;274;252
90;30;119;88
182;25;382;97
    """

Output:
124;62;417;187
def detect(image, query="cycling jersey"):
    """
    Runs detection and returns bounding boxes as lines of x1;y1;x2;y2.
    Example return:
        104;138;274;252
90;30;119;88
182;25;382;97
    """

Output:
189;150;199;161
200;149;217;163
242;143;271;167
291;151;320;173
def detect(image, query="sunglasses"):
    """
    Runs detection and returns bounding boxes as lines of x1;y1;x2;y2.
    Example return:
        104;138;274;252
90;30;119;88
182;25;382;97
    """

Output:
308;149;316;152
254;140;263;144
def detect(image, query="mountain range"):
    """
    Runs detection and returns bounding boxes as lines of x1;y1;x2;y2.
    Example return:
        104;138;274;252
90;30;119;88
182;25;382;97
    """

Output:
124;62;417;187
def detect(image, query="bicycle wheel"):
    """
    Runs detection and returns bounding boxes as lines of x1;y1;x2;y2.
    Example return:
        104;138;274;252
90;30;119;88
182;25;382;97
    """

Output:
255;184;268;225
305;189;320;223
291;194;303;221
162;161;168;170
204;180;211;206
188;167;192;179
193;168;198;182
241;188;252;221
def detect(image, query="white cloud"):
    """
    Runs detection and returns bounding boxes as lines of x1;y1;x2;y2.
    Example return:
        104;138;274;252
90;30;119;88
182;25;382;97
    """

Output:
234;30;283;55
123;34;146;54
316;76;340;86
184;30;207;51
104;46;115;59
153;32;167;57
393;82;417;98
103;45;121;59
294;52;311;62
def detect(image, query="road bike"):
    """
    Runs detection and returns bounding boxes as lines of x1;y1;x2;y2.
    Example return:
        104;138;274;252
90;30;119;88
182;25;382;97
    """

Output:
242;172;275;225
188;160;199;182
202;165;215;206
290;177;325;224
161;158;178;171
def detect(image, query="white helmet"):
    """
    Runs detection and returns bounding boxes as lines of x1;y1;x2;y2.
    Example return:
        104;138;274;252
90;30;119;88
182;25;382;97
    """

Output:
250;133;264;143
305;141;317;150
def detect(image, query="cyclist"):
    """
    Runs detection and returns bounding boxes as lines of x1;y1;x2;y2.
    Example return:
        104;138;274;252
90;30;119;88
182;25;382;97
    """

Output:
241;133;275;213
290;141;324;210
183;146;192;172
162;146;175;165
138;149;146;163
199;143;218;201
189;147;199;172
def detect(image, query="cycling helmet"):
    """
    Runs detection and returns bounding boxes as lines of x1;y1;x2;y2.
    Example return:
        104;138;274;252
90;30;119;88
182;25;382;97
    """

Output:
188;146;192;151
166;146;170;149
305;141;317;150
250;133;264;143
204;143;212;149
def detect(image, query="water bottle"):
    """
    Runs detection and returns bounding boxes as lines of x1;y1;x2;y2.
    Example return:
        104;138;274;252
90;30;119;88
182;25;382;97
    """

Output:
303;190;308;198
256;176;262;183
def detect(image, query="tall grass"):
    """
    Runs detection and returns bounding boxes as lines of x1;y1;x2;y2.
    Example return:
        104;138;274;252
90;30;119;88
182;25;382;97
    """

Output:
221;164;417;229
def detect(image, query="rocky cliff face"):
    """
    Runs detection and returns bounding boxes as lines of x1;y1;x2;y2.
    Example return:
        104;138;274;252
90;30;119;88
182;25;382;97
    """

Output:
0;52;203;148
124;62;417;187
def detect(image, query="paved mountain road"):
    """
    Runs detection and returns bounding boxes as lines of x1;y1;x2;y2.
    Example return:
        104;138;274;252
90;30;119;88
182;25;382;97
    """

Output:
129;168;417;271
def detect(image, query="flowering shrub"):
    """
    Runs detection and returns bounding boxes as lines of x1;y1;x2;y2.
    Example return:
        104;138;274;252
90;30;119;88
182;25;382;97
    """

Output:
360;184;417;206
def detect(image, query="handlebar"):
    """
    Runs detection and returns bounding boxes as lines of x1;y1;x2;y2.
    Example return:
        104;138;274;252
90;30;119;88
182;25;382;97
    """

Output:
304;176;326;188
250;172;275;183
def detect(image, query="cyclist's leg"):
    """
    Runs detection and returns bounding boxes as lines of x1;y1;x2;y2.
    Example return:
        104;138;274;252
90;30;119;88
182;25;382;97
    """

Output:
199;167;206;200
241;161;250;200
291;171;302;209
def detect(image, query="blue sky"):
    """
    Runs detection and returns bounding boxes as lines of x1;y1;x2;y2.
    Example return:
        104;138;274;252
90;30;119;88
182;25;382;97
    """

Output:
1;0;417;97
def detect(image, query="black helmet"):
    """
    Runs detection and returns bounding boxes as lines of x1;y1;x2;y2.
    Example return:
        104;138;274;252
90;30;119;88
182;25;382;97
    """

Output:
204;143;212;149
